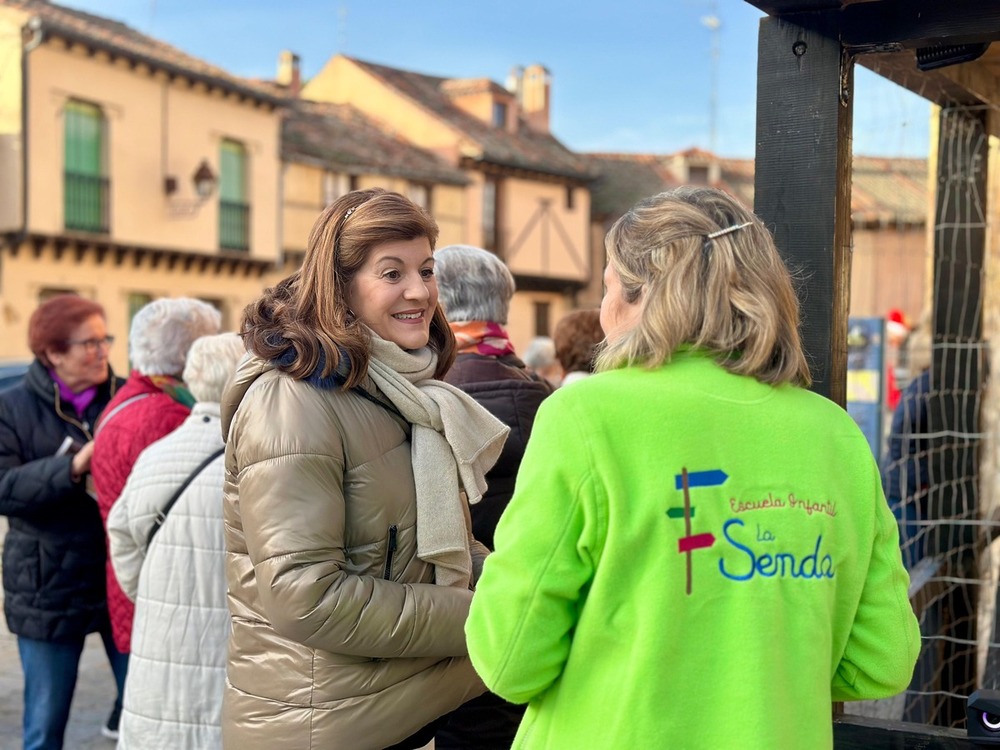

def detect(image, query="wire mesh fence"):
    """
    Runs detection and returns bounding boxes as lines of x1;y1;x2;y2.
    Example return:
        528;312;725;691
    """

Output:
875;104;998;729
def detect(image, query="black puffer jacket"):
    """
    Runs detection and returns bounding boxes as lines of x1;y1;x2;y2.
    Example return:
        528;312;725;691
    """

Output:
438;352;550;750
0;360;120;640
443;353;551;549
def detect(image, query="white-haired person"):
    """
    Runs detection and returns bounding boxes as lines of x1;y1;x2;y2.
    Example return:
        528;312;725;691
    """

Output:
522;336;562;387
107;333;246;749
90;297;220;738
466;187;921;749
433;244;552;749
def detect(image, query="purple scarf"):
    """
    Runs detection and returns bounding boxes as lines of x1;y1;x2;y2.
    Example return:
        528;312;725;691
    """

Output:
49;369;98;417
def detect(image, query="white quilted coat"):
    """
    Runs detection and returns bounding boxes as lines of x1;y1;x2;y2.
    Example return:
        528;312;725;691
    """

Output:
107;402;228;749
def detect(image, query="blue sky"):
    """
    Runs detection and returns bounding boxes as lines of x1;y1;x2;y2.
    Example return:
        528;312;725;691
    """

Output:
60;0;932;158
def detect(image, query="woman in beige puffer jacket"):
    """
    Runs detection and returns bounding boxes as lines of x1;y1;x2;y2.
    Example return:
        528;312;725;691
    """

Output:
221;189;506;750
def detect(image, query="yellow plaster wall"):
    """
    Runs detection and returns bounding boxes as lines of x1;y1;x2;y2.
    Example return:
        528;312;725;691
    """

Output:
850;225;927;321
282;162;325;252
447;90;495;124
25;41;280;259
507;292;574;355
0;242;270;372
282;161;468;253
0;7;25;231
431;184;466;247
501;177;590;283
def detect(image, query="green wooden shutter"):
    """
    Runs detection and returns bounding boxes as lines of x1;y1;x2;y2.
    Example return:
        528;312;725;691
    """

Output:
219;140;248;250
64;101;106;232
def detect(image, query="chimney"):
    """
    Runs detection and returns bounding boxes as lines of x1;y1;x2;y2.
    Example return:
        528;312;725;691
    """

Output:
506;65;524;99
277;50;301;97
520;64;550;134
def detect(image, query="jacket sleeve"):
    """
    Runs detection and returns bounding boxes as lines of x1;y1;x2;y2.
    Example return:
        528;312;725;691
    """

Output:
466;394;599;704
832;463;921;701
0;403;80;518
234;383;474;659
107;477;143;602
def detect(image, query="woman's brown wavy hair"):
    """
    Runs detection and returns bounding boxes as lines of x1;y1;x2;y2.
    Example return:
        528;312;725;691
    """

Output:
241;188;456;388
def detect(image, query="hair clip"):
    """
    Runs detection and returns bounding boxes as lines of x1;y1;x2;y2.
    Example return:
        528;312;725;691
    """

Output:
705;221;753;241
702;220;753;258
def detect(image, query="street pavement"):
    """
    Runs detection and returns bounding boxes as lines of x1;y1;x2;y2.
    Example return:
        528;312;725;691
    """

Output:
0;517;117;750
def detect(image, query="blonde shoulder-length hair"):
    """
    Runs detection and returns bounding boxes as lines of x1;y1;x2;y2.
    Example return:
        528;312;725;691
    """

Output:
596;186;811;387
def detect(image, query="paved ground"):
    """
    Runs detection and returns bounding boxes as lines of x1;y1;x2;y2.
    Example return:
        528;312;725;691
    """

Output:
0;517;118;750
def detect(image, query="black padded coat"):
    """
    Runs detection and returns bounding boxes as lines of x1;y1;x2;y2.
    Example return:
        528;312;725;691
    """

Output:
0;360;120;641
442;352;552;549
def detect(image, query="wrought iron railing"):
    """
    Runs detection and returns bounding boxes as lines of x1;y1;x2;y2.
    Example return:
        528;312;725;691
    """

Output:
220;201;250;251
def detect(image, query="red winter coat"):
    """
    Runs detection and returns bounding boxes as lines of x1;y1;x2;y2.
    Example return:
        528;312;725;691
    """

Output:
91;372;190;652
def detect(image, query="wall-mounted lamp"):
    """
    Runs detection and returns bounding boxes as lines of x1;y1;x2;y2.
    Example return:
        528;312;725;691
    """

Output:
164;159;217;215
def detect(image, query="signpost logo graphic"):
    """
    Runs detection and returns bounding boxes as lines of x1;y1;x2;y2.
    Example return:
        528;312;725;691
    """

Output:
669;467;727;595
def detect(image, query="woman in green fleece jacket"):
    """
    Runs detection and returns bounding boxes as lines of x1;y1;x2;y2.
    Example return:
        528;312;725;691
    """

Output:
466;186;921;750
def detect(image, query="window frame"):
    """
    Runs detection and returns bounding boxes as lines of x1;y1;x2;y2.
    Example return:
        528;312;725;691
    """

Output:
219;139;250;252
63;99;109;234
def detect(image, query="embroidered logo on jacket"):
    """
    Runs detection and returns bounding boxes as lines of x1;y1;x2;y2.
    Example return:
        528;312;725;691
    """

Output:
667;466;837;595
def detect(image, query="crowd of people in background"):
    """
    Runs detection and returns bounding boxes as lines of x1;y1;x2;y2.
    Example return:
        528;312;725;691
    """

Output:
0;186;920;750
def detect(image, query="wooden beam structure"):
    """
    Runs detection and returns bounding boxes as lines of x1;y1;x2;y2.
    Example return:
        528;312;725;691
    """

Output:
746;0;1000;739
753;11;853;403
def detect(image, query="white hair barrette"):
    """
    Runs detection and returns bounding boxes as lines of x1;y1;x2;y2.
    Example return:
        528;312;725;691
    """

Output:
705;221;753;241
703;221;753;257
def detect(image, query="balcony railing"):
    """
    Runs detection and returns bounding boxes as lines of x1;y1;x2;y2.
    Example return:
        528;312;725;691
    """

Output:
64;172;109;233
220;200;250;251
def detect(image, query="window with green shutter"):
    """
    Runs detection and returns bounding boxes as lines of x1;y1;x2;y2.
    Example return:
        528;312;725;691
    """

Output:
219;140;249;251
64;100;108;233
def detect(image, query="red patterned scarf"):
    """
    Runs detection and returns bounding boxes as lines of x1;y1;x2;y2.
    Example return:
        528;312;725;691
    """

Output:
450;321;516;357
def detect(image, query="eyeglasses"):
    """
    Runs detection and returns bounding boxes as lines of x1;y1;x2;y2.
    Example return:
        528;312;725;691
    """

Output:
66;335;115;353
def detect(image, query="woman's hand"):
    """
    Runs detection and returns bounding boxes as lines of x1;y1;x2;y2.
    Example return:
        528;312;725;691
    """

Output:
71;440;95;482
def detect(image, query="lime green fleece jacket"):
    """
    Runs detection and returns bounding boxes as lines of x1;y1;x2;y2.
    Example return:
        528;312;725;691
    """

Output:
466;351;920;750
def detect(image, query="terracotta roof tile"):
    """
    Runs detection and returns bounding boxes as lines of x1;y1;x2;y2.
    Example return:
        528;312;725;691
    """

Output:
585;150;927;225
348;56;595;181
4;0;279;105
282;101;468;185
440;78;511;98
585;154;681;217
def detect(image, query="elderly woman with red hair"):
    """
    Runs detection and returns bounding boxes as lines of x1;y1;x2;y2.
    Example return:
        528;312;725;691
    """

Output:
0;294;126;749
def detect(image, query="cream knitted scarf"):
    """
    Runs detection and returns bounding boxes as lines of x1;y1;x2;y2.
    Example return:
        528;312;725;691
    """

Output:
366;332;509;588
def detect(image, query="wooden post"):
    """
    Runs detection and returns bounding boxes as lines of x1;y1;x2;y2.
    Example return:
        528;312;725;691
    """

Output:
753;13;854;406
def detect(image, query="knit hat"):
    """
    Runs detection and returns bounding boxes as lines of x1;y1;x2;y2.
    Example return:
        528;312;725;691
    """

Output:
886;308;910;340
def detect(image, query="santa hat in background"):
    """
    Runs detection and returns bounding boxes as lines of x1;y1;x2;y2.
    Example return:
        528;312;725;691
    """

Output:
886;308;911;340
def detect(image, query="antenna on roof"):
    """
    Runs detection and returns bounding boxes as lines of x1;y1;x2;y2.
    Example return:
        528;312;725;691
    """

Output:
701;3;721;154
337;5;348;53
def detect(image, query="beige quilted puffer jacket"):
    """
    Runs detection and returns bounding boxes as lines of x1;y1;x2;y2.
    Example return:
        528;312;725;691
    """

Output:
220;355;485;750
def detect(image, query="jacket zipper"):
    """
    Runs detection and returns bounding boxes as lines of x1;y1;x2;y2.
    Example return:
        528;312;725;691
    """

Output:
50;375;118;440
383;524;398;580
52;384;93;439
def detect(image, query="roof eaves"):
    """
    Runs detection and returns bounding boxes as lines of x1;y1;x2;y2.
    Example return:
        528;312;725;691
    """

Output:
33;17;285;108
470;154;596;183
282;151;468;185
